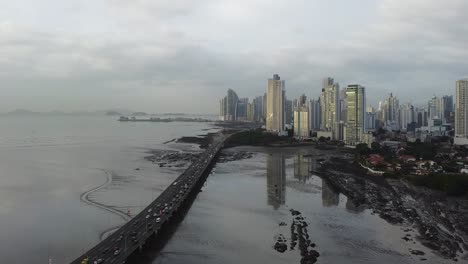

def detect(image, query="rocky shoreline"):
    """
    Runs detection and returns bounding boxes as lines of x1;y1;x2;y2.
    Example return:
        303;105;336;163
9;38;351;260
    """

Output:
316;154;468;261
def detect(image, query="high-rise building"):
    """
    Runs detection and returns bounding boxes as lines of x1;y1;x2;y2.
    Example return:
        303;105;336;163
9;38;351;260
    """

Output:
247;102;255;121
285;99;293;126
253;96;264;122
235;98;248;121
399;103;415;130
320;77;340;139
383;93;399;130
345;84;366;145
266;74;285;133
219;97;227;121
365;108;376;130
308;98;321;131
441;95;454;123
294;94;309;138
428;95;442;120
225;89;239;121
455;79;468;145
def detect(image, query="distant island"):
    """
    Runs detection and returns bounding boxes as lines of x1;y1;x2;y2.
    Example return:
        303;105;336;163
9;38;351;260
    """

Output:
118;116;213;122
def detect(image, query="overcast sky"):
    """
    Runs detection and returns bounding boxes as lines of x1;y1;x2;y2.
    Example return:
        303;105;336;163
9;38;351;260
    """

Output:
0;0;467;113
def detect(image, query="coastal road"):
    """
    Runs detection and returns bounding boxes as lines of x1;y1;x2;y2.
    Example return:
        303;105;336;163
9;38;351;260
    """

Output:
71;133;228;264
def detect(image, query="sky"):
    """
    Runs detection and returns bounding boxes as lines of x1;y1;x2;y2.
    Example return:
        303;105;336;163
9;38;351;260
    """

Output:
0;0;467;113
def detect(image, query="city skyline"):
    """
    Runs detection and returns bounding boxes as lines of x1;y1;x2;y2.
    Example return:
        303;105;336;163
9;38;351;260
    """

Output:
1;0;467;113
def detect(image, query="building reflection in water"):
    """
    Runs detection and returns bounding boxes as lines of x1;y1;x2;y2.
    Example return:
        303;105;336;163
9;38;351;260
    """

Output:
266;152;286;209
294;153;311;182
321;179;340;207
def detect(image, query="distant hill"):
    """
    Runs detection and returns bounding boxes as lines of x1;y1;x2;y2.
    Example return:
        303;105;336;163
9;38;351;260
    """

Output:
106;110;123;116
5;109;40;116
131;112;148;116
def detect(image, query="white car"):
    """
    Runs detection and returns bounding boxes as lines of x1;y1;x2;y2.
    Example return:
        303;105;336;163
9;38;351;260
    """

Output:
156;217;161;223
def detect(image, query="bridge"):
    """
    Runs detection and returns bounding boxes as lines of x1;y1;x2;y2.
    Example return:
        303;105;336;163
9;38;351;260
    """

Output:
72;132;230;264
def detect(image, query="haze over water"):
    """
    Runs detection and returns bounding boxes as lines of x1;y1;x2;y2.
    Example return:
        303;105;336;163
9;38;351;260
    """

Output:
0;116;452;264
0;115;215;263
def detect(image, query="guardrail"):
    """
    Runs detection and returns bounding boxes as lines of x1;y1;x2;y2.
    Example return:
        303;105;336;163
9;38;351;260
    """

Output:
71;133;230;264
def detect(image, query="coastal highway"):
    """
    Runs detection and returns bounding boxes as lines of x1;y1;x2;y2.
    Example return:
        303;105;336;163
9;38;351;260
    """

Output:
71;133;228;264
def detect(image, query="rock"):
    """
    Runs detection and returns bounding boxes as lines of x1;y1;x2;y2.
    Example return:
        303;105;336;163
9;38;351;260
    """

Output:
279;221;287;226
274;242;288;253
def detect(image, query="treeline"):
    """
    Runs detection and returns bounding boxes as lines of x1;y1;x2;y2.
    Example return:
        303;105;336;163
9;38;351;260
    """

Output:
225;129;293;147
410;173;468;196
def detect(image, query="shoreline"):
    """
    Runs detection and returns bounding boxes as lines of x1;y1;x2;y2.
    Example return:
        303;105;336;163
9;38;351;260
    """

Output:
316;153;468;261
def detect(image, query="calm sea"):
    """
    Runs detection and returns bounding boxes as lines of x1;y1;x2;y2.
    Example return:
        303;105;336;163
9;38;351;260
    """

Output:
0;115;216;263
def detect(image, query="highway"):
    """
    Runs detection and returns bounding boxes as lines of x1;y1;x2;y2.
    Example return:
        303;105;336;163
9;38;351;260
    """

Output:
71;132;228;264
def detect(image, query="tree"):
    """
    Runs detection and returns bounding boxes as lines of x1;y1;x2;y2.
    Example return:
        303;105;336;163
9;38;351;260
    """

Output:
371;142;381;153
356;143;370;157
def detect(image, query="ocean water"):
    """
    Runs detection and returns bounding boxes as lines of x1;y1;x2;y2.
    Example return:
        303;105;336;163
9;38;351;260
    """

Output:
153;147;454;264
0;115;216;263
0;117;455;264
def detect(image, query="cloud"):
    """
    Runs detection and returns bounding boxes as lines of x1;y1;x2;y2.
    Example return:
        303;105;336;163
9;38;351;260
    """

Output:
0;0;467;112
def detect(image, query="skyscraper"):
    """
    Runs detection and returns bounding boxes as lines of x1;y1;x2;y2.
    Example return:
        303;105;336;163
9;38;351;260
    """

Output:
266;74;285;133
441;95;454;123
235;98;248;121
383;93;399;130
219;97;227;121
455;79;468;145
320;77;340;139
294;94;309;138
399;103;415;130
285;99;293;126
253;96;264;122
345;84;366;145
308;98;321;131
428;95;442;120
226;89;239;121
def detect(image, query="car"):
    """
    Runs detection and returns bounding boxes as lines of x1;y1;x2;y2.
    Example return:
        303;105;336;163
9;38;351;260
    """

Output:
114;248;121;256
102;247;110;254
116;234;123;242
156;217;161;223
147;223;153;230
172;181;178;186
94;259;103;264
146;214;150;219
147;208;152;213
153;212;159;217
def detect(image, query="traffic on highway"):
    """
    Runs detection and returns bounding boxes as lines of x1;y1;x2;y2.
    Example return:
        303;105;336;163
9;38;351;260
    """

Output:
73;134;227;264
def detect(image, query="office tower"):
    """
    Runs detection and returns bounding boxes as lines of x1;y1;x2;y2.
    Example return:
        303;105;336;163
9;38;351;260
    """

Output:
399;103;415;130
365;108;376;130
298;94;307;107
235;98;248;121
345;84;366;145
285;99;293;126
320;77;340;139
340;88;347;123
253;96;264;122
225;89;239;121
294;95;309;138
428;95;442;120
266;74;285;132
455;79;468;145
441;95;454;123
383;93;399;130
263;93;267;122
247;102;255;121
309;98;321;131
219;97;227;121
